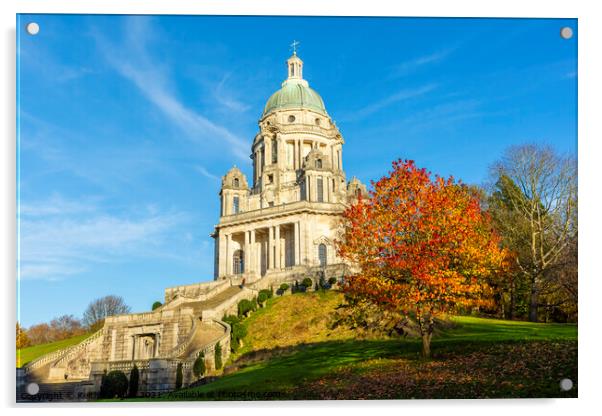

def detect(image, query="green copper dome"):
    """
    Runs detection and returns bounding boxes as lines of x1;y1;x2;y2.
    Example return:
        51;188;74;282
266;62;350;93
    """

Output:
263;80;327;117
262;53;327;117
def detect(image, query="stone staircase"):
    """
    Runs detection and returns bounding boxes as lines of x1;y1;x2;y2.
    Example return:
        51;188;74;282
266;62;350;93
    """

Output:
179;321;225;359
182;285;244;315
19;281;252;401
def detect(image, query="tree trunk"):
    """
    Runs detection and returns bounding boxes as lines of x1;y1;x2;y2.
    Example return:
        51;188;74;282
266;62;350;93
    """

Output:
421;334;432;359
529;284;539;322
509;279;515;320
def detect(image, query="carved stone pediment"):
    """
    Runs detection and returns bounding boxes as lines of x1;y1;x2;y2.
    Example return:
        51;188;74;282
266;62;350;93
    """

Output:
313;235;333;246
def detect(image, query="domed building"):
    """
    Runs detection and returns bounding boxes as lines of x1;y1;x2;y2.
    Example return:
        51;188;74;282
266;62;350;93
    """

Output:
212;52;367;286
18;51;369;397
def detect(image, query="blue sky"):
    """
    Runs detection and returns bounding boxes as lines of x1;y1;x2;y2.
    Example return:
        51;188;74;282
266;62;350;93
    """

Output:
16;15;577;327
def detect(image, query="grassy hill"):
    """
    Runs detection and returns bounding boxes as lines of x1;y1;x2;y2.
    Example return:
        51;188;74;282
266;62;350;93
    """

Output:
157;290;576;401
17;333;91;368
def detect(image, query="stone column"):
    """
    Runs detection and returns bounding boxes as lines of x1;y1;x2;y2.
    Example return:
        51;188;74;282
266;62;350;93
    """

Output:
258;149;263;177
303;214;310;266
265;138;272;166
129;335;135;360
155;332;161;357
274;225;281;270
110;329;117;361
250;229;256;274
218;231;226;277
244;230;250;275
253;152;257;184
268;226;274;269
172;322;179;353
226;233;232;275
293;221;301;265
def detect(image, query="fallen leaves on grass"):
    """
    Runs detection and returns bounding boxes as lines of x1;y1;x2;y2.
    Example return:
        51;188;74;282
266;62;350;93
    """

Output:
299;341;577;399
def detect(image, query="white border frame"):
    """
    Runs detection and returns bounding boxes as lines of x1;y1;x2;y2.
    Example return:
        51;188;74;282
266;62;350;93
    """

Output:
2;1;599;414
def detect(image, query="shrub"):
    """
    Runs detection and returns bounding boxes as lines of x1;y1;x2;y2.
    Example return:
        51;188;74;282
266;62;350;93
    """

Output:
278;283;289;295
214;342;223;370
230;322;248;352
128;365;139;397
223;315;245;352
234;322;247;339
175;363;183;389
99;370;128;399
328;277;337;285
222;314;240;326
99;370;108;398
193;353;206;379
257;291;269;307
301;278;313;289
259;289;273;299
151;301;162;311
238;299;254;317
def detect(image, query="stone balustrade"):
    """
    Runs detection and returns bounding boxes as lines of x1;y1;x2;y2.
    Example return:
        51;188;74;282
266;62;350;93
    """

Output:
23;329;104;374
164;279;229;304
220;200;345;225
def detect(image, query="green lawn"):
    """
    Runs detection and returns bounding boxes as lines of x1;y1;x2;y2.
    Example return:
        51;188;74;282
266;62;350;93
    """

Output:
17;333;91;368
147;292;577;401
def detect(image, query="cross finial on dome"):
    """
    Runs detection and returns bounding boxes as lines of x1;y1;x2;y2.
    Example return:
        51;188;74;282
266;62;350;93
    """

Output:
290;40;300;55
286;43;303;81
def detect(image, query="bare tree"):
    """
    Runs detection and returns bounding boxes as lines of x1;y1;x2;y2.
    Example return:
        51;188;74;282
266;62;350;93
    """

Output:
491;144;577;322
82;295;131;330
50;315;85;339
26;323;52;345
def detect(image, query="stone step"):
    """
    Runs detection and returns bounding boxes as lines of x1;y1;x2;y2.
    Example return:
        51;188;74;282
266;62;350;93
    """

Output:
179;322;224;359
183;285;244;315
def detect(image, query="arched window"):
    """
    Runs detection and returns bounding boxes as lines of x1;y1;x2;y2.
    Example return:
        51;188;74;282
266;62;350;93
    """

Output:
318;244;327;267
233;178;239;188
232;196;240;214
317;177;324;202
233;249;244;274
316;159;322;169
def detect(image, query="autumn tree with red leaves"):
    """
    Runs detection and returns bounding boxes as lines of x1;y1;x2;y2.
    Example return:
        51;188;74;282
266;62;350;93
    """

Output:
337;160;507;358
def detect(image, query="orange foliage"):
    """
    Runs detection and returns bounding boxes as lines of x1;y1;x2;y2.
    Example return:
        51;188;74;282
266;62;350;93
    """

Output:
337;160;507;321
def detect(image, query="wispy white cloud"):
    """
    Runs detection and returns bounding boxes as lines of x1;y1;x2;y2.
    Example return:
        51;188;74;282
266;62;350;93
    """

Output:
195;165;220;182
93;16;249;161
19;195;189;281
380;98;508;134
19;42;98;84
213;72;251;113
18;193;100;217
341;84;437;122
391;47;458;78
19;112;170;192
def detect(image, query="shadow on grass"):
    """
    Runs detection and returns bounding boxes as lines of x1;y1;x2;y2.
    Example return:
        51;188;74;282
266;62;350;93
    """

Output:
165;337;577;400
157;316;578;401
